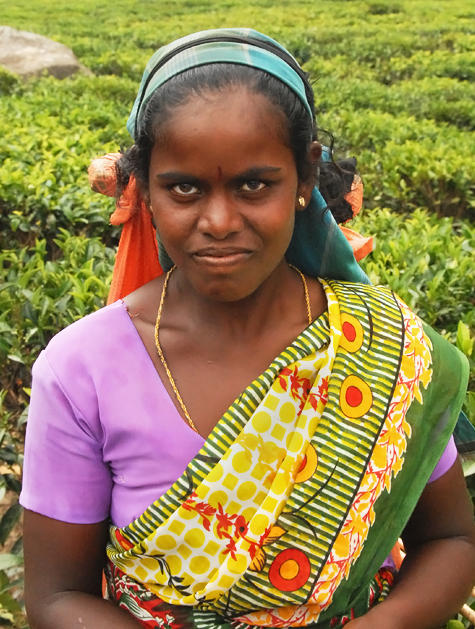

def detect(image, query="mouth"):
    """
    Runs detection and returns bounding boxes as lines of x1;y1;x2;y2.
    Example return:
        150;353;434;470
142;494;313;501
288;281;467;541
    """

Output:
191;247;253;267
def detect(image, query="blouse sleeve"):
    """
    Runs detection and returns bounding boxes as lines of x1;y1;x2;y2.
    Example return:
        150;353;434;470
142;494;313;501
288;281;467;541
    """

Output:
19;350;112;523
427;435;457;483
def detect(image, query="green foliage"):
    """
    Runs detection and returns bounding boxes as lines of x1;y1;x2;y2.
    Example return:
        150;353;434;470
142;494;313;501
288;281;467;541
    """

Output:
357;209;474;333
0;567;26;628
315;111;474;218
0;67;21;96
0;0;473;625
0;232;114;624
0;232;114;405
457;322;474;358
456;322;475;426
0;74;129;248
367;3;402;15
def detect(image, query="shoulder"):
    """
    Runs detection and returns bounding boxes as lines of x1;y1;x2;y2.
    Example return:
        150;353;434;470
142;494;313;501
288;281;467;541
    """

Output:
122;275;163;325
323;279;396;304
34;300;135;415
324;279;468;377
44;300;129;365
322;279;410;323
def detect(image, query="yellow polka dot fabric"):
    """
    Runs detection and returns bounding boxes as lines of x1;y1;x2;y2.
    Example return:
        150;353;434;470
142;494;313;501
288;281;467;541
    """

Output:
108;286;337;605
109;335;335;604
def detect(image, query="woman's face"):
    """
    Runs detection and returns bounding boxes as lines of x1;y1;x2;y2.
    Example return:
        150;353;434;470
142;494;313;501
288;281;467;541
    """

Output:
148;86;308;302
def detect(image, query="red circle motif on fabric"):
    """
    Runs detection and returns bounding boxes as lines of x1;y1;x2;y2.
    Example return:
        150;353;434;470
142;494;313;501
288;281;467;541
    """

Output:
342;321;357;342
295;444;318;483
339;314;364;353
340;375;373;418
297;454;307;474
268;548;311;592
345;385;363;407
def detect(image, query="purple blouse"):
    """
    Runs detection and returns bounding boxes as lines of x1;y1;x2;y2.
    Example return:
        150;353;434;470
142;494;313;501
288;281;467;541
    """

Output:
20;300;457;528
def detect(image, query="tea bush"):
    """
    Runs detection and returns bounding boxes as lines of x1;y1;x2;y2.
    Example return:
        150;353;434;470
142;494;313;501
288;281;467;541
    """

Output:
357;210;474;331
0;75;130;247
0;0;474;625
316;110;474;217
1;232;114;401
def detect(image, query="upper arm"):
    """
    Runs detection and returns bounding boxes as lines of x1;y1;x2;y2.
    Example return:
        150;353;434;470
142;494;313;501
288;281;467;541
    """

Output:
23;510;108;613
20;351;112;523
402;456;475;551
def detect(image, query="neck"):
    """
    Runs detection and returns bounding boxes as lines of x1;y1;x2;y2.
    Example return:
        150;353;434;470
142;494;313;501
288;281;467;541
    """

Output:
167;261;305;341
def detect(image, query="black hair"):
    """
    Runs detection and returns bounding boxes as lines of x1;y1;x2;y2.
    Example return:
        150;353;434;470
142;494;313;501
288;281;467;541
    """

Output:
117;62;356;223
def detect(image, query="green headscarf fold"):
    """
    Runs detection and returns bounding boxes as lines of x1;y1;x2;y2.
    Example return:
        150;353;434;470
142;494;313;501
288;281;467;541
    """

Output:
128;28;369;284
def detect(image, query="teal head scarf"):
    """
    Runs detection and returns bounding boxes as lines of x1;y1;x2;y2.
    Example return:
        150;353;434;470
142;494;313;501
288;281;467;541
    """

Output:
128;28;369;284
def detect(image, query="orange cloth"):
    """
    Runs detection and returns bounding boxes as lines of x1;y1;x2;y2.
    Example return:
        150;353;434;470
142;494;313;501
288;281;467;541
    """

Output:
390;539;406;570
107;197;162;304
88;155;162;304
340;226;374;262
341;176;374;261
344;176;364;219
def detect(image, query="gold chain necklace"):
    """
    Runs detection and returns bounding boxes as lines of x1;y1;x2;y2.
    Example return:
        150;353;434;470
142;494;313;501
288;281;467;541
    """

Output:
288;263;312;327
154;265;312;432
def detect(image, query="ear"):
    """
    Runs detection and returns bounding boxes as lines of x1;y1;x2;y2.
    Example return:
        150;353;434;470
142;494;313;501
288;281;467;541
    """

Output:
145;195;157;228
296;141;322;211
309;140;322;167
142;189;152;214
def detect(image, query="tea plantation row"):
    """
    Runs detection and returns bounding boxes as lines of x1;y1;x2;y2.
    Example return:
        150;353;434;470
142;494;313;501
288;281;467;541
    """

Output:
0;0;473;625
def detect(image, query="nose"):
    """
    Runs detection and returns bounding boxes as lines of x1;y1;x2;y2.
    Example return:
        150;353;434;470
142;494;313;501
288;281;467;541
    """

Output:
197;193;243;239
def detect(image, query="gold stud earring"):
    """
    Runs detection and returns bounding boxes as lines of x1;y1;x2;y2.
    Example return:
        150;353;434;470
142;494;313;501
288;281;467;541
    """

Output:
298;196;306;208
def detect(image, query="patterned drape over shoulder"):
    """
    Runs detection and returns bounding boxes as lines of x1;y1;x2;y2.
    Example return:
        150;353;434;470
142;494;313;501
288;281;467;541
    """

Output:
105;280;467;628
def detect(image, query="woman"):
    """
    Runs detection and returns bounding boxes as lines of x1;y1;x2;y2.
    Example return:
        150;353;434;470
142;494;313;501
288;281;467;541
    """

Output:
21;29;474;628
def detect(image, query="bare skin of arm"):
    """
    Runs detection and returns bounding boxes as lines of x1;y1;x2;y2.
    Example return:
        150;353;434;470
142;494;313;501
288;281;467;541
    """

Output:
347;458;475;629
23;510;142;628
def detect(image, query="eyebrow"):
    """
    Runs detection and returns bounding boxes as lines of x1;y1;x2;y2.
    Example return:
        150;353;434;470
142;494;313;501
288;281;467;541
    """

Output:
236;166;282;178
155;171;199;181
155;166;282;180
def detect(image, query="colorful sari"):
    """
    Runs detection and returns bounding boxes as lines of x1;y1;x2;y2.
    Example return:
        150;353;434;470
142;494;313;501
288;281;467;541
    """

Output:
105;280;467;628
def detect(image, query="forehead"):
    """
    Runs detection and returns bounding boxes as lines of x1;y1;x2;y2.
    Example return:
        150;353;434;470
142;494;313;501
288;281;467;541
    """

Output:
155;86;289;147
149;87;294;179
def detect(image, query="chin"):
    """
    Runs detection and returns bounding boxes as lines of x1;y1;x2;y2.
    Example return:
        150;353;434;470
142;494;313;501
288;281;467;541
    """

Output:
178;257;285;302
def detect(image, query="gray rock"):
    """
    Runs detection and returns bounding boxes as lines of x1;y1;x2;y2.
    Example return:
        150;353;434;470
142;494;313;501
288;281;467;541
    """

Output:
0;26;91;79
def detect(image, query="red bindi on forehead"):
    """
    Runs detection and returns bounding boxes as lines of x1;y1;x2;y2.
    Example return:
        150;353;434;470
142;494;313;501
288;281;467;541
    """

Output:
216;166;223;179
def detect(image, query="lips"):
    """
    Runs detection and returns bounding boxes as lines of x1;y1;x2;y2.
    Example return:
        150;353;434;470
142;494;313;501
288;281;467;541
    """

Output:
191;246;253;266
193;247;252;257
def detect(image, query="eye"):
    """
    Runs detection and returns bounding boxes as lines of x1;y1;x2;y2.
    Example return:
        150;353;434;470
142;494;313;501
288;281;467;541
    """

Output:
170;182;200;195
241;180;267;193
